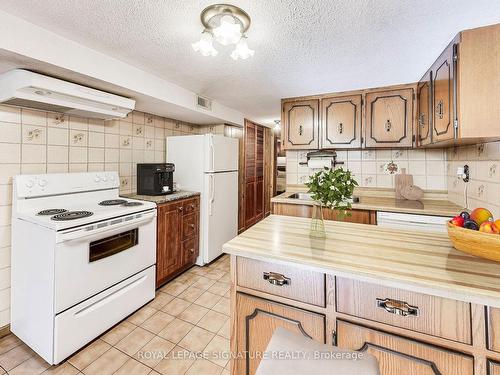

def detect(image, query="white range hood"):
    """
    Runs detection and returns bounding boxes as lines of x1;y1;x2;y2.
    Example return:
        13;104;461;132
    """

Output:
0;69;135;119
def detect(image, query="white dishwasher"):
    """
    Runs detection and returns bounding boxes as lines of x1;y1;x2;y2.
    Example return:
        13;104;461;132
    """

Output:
376;211;451;233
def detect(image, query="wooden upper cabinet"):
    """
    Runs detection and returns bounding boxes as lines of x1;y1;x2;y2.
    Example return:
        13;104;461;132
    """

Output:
282;99;319;150
365;88;414;148
320;94;362;149
337;320;474;375
432;42;455;143
416;70;432;146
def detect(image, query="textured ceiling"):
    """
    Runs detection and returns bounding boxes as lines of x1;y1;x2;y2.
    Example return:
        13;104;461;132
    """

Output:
1;0;500;125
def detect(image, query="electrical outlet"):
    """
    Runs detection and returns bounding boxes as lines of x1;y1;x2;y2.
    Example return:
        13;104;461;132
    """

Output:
457;165;470;182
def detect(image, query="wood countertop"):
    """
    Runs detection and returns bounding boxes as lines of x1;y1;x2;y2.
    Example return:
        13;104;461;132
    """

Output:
223;215;500;308
271;189;464;217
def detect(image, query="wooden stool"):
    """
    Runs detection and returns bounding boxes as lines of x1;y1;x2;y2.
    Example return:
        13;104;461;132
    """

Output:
256;328;380;375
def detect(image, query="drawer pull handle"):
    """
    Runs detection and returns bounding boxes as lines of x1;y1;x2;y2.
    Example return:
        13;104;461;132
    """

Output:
189;248;195;254
376;298;419;317
263;272;291;287
189;223;195;229
190;204;195;209
178;207;183;211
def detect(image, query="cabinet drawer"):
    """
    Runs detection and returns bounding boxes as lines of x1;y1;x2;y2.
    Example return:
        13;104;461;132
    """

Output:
237;257;325;307
182;237;199;265
236;293;325;375
182;212;198;240
182;197;199;215
336;277;471;344
488;307;500;353
336;320;473;375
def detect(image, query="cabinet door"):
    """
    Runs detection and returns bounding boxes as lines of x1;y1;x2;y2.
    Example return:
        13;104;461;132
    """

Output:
181;237;199;267
282;99;319;149
489;360;500;375
365;88;414;148
488;307;500;353
235;293;325;375
417;71;432;146
156;203;182;287
336;320;474;375
321;94;362;148
432;43;455;143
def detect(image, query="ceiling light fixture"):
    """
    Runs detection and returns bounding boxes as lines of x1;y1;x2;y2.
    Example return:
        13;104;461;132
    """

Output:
192;4;254;60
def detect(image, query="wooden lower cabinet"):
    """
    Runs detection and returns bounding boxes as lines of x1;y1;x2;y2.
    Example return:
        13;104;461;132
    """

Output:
235;293;326;375
156;196;199;287
489;360;500;375
336;320;474;375
272;202;376;224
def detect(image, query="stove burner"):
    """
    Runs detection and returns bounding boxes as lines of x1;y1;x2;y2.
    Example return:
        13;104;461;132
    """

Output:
121;201;143;207
37;209;68;216
99;199;127;206
51;211;94;221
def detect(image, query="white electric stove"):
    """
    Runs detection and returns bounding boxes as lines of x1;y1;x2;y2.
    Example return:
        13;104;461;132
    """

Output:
11;171;157;364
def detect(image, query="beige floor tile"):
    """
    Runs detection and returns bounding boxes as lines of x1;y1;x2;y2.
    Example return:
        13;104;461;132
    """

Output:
211;297;230;316
204;269;226;280
217;320;230;340
223;290;230;298
191;276;217;290
218;273;230;283
148;292;175;310
114;327;155;356
161;298;191;316
0;344;34;371
9;354;51;375
188;266;208;276
114;358;151;375
185;358;223;375
207;281;230;296
194;291;222;309
154;347;195;375
178;327;214;353
135;336;175;368
101;321;136;346
204;335;230;367
141;311;176;334
68;340;111;371
160;281;189;296
127;305;157;325
0;334;22;355
197;310;229;334
177;304;209;325
81;347;128;375
158;318;194;344
221;367;230;375
41;362;80;375
177;285;205;303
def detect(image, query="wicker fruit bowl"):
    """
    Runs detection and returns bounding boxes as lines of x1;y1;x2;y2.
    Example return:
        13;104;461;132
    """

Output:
447;222;500;262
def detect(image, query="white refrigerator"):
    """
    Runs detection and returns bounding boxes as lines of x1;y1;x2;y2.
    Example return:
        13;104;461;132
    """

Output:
167;134;239;265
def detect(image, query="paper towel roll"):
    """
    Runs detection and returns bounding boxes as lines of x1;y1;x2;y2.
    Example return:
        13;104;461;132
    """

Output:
308;159;331;169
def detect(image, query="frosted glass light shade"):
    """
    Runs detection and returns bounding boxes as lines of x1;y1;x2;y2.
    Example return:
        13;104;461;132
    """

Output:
230;36;255;60
213;15;242;45
192;31;218;57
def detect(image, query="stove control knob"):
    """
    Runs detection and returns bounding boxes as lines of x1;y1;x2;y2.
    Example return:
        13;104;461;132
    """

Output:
109;174;115;181
101;175;107;182
94;175;101;182
25;180;34;188
38;179;48;187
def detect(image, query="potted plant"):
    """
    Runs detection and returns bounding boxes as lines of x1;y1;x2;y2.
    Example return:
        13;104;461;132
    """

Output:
305;167;358;237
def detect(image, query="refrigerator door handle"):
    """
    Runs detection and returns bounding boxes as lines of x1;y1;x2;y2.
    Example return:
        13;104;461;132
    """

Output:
209;174;215;216
209;141;215;172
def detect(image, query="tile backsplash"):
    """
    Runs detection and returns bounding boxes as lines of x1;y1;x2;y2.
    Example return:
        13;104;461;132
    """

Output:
286;148;447;190
446;141;500;218
0;104;232;328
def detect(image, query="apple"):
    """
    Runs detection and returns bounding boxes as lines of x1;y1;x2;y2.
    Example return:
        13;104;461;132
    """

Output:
479;221;500;234
470;208;493;226
494;219;500;232
450;216;464;227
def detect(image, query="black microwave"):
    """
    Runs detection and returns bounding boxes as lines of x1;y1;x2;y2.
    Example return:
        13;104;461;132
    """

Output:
137;163;175;196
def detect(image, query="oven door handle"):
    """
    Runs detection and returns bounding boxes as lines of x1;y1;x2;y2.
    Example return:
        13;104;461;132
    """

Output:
57;211;156;243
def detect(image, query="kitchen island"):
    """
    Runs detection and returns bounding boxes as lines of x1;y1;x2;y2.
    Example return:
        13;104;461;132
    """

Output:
223;215;500;375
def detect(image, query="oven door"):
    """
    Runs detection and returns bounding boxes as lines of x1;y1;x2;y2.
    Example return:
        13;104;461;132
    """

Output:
54;209;156;313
